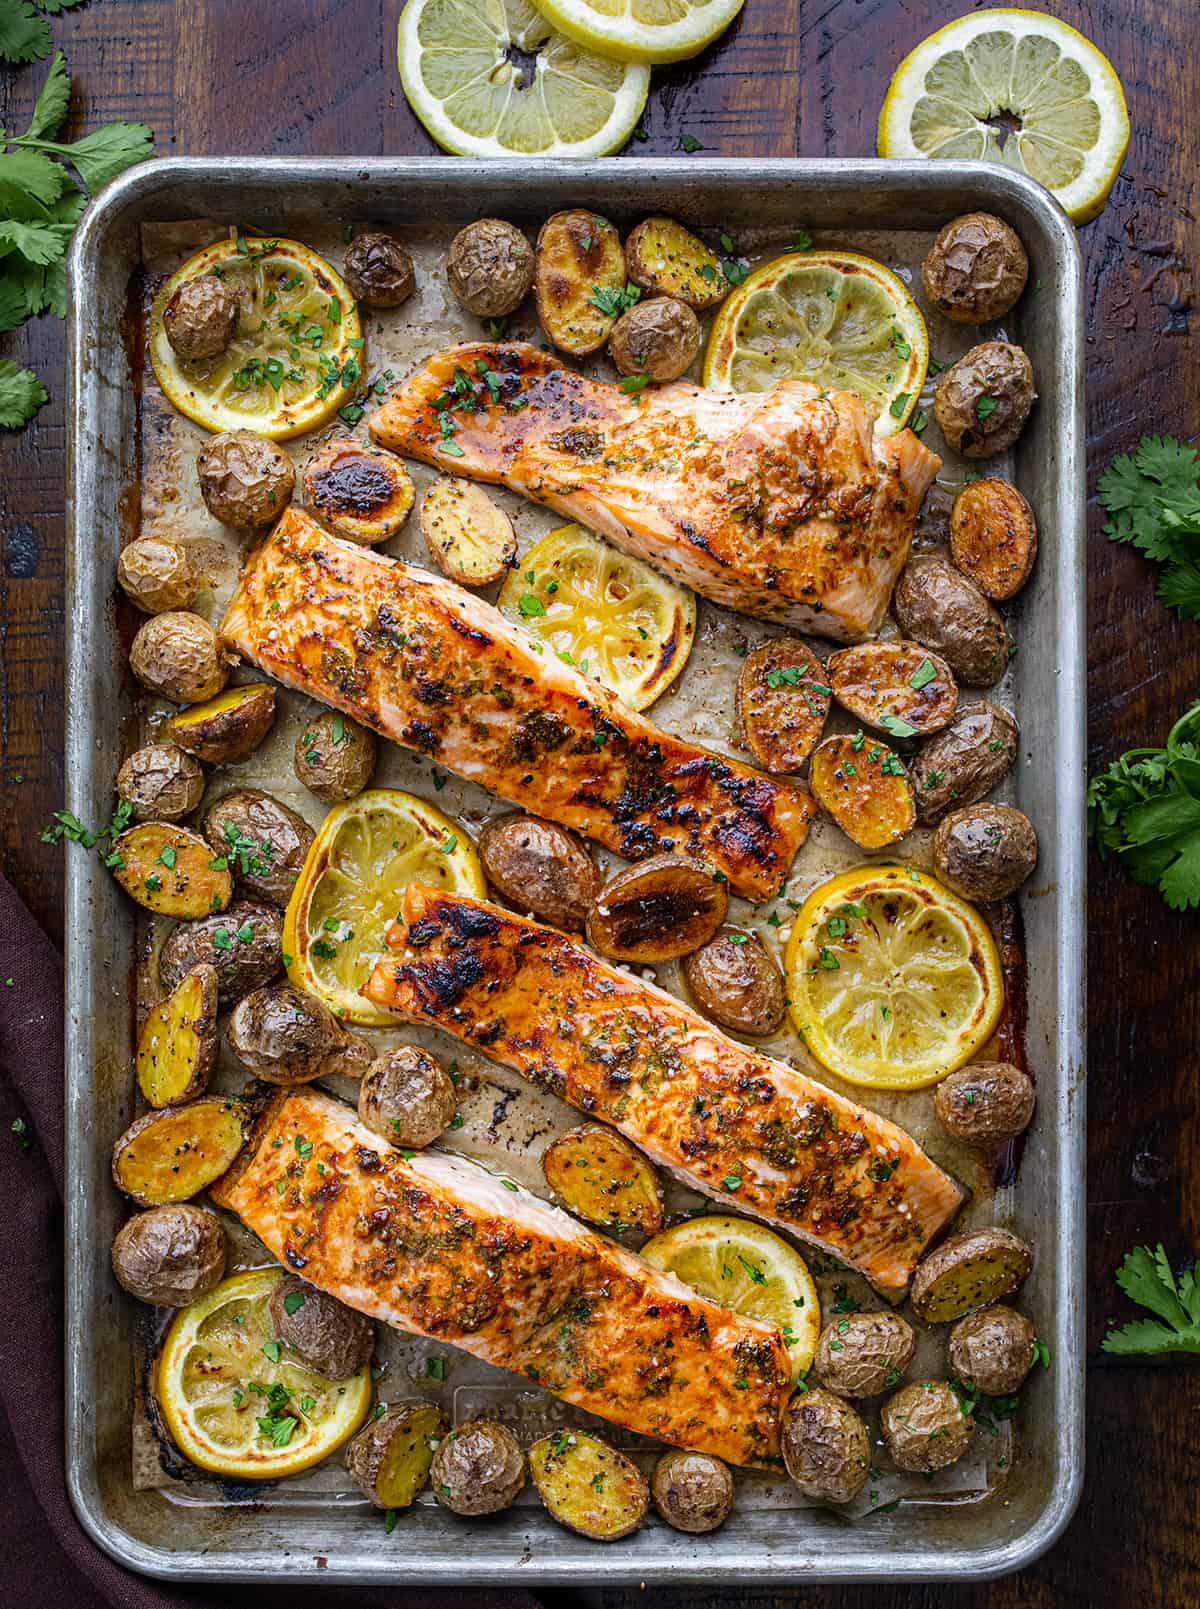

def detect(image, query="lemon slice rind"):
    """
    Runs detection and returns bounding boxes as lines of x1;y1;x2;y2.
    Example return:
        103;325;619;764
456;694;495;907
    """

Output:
529;0;745;66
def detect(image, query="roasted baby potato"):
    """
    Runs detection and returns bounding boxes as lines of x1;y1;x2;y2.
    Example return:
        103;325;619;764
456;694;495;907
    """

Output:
735;637;830;772
535;210;626;356
607;297;700;382
934;341;1035;458
419;476;517;586
117;535;202;615
528;1429;650;1542
934;1061;1036;1149
111;1097;248;1207
891;554;1013;688
159;899;284;1007
163;273;238;360
294;710;377;802
168;682;276;765
268;1275;375;1378
911;701;1019;825
948;1305;1037;1396
479;814;601;932
136;964;219;1108
587;853;728;963
303;439;414;545
117;743;205;823
910;1227;1034;1323
932;801;1038;901
624;217;727;311
447;218;535;318
681;927;785;1037
827;641;957;739
342;230;415;308
780;1386;871;1505
881;1381;974;1473
651;1450;734;1534
129;611;229;704
110;821;233;918
430;1419;527;1516
197;429;295;528
227;984;372;1084
811;1310;916;1399
203;788;315;907
950;477;1038;601
920;212;1028;324
110;1203;227;1306
810;734;916;850
541;1123;663;1235
345;1399;446;1510
358;1044;458;1148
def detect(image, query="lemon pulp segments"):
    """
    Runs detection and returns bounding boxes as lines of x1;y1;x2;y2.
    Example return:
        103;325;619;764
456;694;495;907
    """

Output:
156;1269;371;1479
497;523;695;711
398;0;650;158
703;250;928;435
785;864;1003;1091
148;238;363;440
529;0;744;66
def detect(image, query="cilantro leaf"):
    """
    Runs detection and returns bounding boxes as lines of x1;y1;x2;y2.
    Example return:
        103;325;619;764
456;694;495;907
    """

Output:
0;1;53;65
0;267;39;331
25;49;71;140
1088;700;1200;908
1102;1244;1200;1356
0;148;67;211
0;358;47;427
36;0;92;14
1098;436;1200;569
15;121;154;192
1157;560;1200;623
0;215;71;264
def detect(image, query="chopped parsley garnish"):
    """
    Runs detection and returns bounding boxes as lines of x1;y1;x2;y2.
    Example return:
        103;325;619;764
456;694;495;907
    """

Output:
618;372;650;395
517;593;546;617
908;657;937;690
879;713;917;739
587;283;640;318
975;395;999;421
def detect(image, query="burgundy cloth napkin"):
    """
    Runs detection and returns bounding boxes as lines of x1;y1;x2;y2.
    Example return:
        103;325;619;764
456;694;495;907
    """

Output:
0;870;549;1609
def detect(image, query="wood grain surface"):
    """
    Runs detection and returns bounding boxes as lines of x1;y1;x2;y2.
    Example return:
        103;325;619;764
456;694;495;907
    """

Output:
2;2;1198;1603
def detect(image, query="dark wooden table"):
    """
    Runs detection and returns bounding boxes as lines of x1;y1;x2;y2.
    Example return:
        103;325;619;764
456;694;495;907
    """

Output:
2;1;1197;1603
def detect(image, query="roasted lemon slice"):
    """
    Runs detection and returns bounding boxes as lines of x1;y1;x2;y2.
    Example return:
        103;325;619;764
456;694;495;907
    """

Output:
784;864;1003;1091
283;787;485;1027
530;0;744;65
703;249;929;435
497;523;695;711
640;1215;820;1380
149;237;364;440
155;1269;371;1480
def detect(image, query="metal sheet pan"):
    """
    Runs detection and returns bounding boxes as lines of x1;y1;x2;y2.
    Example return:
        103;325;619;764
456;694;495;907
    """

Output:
64;156;1085;1585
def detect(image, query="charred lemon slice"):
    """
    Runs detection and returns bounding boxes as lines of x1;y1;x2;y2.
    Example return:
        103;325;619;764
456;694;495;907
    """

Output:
784;864;1003;1091
155;1269;371;1480
283;788;485;1026
497;523;695;711
149;237;364;440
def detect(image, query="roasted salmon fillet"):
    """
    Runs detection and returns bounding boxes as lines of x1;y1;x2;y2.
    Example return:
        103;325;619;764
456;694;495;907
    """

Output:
211;1088;791;1466
219;508;814;899
366;889;966;1300
370;343;942;640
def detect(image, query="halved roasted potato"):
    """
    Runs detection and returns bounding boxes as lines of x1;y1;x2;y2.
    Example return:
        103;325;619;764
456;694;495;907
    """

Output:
110;822;233;918
303;439;414;546
950;477;1038;600
625;217;728;311
535;210;625;356
528;1429;650;1542
167;683;276;764
909;1227;1034;1323
827;641;957;738
736;637;830;772
419;477;517;586
111;1098;248;1207
809;734;916;849
587;854;728;962
136;964;219;1108
542;1123;663;1235
345;1399;446;1510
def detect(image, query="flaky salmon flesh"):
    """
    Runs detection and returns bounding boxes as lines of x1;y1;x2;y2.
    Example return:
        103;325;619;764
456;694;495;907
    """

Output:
366;889;966;1302
210;1088;792;1467
370;343;942;640
219;508;815;899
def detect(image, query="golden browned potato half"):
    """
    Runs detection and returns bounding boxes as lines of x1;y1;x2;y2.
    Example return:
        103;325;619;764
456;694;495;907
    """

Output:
909;1227;1034;1323
110;821;233;918
947;1305;1037;1396
607;297;700;382
116;743;205;823
933;1061;1035;1149
294;711;377;803
949;477;1038;601
827;641;957;739
931;801;1038;901
110;1204;227;1307
624;217;727;310
136;964;220;1108
430;1420;527;1516
358;1044;458;1148
891;554;1013;688
342;231;415;308
811;1310;916;1399
111;1098;248;1207
303;439;414;546
934;341;1035;458
735;637;830;772
117;536;202;615
478;814;601;932
681;927;785;1037
345;1400;446;1510
227;983;372;1084
921;213;1028;324
528;1429;650;1541
910;701;1019;826
541;1123;663;1235
587;853;728;963
809;734;916;850
168;683;276;765
447;218;535;318
780;1386;871;1504
197;429;295;528
535;210;625;356
163;274;238;360
203;788;315;907
159;899;284;1007
268;1275;375;1378
129;611;229;704
881;1381;974;1472
419;477;517;586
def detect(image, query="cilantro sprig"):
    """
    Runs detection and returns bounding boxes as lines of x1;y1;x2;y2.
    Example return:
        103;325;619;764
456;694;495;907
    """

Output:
1102;1244;1200;1356
1098;436;1200;621
1087;699;1200;910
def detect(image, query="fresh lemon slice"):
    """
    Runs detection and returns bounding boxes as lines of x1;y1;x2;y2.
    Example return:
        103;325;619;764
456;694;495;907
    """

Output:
398;0;650;158
283;787;485;1027
497;523;695;712
877;9;1129;225
703;250;929;435
784;864;1004;1091
149;237;364;440
155;1269;372;1480
529;0;744;66
640;1215;820;1380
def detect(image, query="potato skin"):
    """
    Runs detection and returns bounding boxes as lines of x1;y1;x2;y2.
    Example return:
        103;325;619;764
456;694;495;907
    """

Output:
651;1449;734;1533
911;701;1019;825
541;1122;663;1234
268;1274;375;1378
168;683;276;765
948;1304;1036;1396
430;1419;527;1516
934;341;1035;458
342;231;415;308
118;536;201;615
203;787;314;906
681;927;785;1037
881;1381;974;1472
479;814;600;932
607;297;700;382
827;641;957;738
117;743;205;823
159;899;284;1007
129;611;229;704
111;1203;227;1306
780;1386;871;1504
136;963;219;1108
346;1400;446;1510
910;1227;1034;1323
587;853;728;963
227;984;372;1084
294;711;377;802
447;218;535;318
535;210;625;356
921;213;1028;324
932;801;1038;901
934;1061;1035;1148
892;554;1013;688
358;1044;457;1148
528;1430;650;1541
110;1098;248;1207
303;438;414;546
735;636;830;772
197;429;295;528
419;477;517;586
110;822;233;919
163;274;238;360
812;1311;916;1399
950;477;1038;601
624;217;727;311
810;734;916;850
